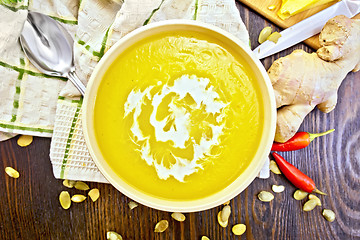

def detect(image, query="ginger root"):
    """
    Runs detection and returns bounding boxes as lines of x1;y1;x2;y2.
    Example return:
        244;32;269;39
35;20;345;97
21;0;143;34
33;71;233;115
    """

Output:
268;15;360;143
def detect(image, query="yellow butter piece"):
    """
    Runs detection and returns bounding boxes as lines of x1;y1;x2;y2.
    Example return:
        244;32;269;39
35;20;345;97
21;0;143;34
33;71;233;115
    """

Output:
278;0;337;20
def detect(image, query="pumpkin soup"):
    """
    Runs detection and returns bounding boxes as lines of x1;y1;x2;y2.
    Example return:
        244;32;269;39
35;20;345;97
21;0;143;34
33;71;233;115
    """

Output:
94;31;264;200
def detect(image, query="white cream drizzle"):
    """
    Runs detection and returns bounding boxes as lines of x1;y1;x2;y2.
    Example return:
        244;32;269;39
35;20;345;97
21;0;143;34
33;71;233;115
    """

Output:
124;75;229;182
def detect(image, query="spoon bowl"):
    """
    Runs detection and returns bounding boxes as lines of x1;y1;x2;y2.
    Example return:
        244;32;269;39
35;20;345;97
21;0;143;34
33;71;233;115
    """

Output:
20;11;85;95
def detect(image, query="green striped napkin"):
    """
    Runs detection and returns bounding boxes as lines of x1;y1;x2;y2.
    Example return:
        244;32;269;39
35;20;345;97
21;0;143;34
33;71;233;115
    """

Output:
0;0;269;181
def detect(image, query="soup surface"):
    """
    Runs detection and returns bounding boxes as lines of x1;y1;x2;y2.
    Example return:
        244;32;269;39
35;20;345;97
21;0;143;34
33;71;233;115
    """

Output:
94;31;264;200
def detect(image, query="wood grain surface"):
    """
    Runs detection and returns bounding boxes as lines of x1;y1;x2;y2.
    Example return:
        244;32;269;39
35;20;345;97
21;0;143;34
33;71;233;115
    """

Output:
1;2;359;239
237;0;360;49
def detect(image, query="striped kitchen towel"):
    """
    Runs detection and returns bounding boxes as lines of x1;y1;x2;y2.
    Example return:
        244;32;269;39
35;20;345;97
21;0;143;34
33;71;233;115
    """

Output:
0;0;270;182
0;2;72;139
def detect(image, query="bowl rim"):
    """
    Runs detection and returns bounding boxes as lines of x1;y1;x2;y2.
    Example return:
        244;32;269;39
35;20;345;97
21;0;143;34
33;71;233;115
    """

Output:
82;19;276;212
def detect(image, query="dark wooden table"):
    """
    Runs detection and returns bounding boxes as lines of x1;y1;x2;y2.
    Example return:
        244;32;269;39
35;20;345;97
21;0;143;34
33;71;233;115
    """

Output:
1;2;359;240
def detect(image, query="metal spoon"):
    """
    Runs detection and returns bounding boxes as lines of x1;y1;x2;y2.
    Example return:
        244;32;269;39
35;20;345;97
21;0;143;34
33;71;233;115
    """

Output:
20;11;86;95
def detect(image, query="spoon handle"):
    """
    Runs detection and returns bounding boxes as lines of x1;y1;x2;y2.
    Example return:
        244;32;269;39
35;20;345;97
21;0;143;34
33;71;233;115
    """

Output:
67;71;86;96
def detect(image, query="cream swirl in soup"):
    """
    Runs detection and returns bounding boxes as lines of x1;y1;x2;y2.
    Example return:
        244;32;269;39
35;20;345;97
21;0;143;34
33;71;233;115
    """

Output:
124;75;228;182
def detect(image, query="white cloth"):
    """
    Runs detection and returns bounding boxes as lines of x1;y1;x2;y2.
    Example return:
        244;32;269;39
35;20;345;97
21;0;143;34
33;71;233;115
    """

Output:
0;0;269;181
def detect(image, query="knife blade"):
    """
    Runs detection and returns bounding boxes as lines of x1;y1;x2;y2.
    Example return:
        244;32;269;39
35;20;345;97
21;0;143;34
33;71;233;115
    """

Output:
252;0;360;59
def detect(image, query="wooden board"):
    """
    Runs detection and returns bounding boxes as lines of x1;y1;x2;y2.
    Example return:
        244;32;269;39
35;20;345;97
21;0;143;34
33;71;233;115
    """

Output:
1;5;360;239
237;0;360;49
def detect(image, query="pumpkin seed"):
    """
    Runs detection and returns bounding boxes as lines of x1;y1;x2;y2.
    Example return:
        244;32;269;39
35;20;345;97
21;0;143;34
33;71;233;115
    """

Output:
63;179;76;188
303;199;318;211
258;26;272;44
258;191;274;202
270;160;281;174
232;224;246;236
154;220;168;233
267;5;276;11
272;185;285;193
128;201;138;210
308;194;321;206
59;191;71;209
267;32;282;43
201;236;210;240
171;212;186;222
217;211;228;228
74;181;90;191
106;231;123;240
322;209;335;222
5;167;20;178
88;188;100;202
71;194;87;203
17;135;33;147
220;205;231;222
293;189;308;200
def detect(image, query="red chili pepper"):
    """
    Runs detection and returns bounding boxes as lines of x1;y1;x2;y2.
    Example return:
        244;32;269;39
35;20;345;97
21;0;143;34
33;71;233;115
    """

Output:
272;129;334;151
272;152;326;195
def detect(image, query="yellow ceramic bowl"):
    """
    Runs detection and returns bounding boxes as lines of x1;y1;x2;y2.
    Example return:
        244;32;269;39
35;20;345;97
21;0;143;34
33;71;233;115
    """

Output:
83;20;276;212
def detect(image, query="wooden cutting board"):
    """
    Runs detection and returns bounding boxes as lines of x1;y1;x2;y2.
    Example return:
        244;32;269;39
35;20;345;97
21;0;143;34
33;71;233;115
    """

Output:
237;0;360;49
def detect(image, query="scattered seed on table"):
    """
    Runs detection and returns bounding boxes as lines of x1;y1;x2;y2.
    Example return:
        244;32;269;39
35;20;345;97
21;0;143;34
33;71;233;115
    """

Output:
63;179;76;188
71;194;87;203
74;181;90;191
303;199;318;211
201;236;210;240
88;188;100;202
308;194;321;206
220;205;231;222
232;224;246;236
5;167;20;178
217;211;228;228
270;160;281;174
106;231;123;240
154;220;168;233
267;32;282;43
171;212;186;222
258;191;274;202
128;201;138;210
17;135;33;147
272;185;285;193
258;26;272;44
322;209;336;222
223;200;230;205
293;189;308;200
59;191;71;209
